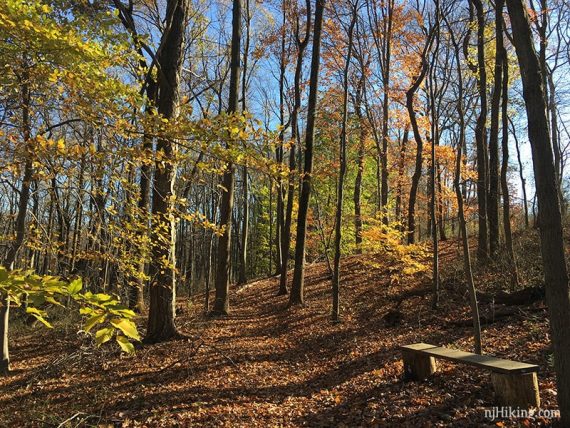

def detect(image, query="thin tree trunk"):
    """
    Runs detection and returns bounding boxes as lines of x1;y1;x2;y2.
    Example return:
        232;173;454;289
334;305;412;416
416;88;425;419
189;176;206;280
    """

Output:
279;1;311;296
488;1;503;257
1;69;33;374
332;1;356;322
471;0;490;262
406;26;436;244
212;0;242;315
379;0;393;224
275;2;287;283
354;77;365;253
509;117;530;228
444;14;482;353
499;39;519;285
290;0;325;306
238;0;251;286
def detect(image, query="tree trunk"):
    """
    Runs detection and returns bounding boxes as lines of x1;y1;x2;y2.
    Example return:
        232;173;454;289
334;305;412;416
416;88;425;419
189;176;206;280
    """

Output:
1;71;33;374
406;26;436;244
500;40;519;285
379;0;393;225
238;0;251;286
279;2;311;296
212;0;242;315
145;0;188;342
354;77;365;254
510;117;530;228
488;0;504;257
471;0;490;262
130;79;157;313
290;0;325;306
445;14;482;353
332;2;356;322
506;0;570;422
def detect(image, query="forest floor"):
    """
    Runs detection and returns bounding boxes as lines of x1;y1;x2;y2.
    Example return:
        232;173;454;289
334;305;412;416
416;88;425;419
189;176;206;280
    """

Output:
0;232;561;427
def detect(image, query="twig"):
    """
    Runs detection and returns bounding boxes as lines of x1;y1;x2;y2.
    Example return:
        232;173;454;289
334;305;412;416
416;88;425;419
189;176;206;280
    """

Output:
57;412;86;428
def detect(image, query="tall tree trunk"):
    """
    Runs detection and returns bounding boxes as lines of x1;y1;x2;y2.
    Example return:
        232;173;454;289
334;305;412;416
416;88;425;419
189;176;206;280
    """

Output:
488;0;504;257
130;79;157;313
354;77;365;254
238;0;251;286
396;127;408;230
509;117;530;228
406;26;436;244
275;2;287;285
499;40;519;285
506;0;570;422
547;73;564;214
71;153;86;273
428;19;440;307
289;0;325;306
1;69;32;375
428;108;438;309
471;0;490;262
379;0;393;224
444;14;482;353
279;1;311;296
212;0;242;315
332;1;356;322
145;0;188;342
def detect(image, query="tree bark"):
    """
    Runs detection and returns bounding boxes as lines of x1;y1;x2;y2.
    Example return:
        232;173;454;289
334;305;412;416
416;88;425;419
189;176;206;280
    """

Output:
354;77;365;253
145;0;189;342
509;117;530;228
1;69;33;374
332;1;356;322
488;0;504;257
212;0;242;315
238;0;251;286
406;25;436;244
506;0;570;422
290;0;325;306
499;39;519;285
471;0;490;262
445;14;482;353
279;1;311;296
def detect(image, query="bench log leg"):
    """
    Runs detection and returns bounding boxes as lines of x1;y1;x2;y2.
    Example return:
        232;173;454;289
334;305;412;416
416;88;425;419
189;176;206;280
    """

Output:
491;372;540;408
402;350;437;381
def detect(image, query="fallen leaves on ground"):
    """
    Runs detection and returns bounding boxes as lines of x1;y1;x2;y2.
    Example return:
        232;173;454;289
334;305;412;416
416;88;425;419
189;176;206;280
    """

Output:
0;241;559;427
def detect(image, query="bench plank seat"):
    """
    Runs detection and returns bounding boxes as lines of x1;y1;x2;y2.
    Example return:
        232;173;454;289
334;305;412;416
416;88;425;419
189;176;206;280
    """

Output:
400;343;539;374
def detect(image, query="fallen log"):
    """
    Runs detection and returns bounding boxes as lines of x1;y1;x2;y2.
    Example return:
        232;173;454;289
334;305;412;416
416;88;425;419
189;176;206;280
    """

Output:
450;306;547;327
476;285;544;306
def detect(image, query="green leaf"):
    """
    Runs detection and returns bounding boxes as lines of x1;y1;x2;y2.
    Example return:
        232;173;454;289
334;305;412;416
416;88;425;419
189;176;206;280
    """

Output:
28;294;46;307
116;334;135;354
10;293;21;306
84;313;106;332
26;307;53;328
93;293;113;303
94;327;114;345
79;307;94;315
67;278;82;295
44;295;63;306
110;318;140;341
107;306;136;318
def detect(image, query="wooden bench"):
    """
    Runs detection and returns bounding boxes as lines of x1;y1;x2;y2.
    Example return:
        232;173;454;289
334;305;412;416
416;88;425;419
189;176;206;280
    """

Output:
400;343;540;408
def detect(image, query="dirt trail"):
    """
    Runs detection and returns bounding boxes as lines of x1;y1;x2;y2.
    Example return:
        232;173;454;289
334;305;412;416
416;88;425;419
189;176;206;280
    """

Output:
0;253;557;427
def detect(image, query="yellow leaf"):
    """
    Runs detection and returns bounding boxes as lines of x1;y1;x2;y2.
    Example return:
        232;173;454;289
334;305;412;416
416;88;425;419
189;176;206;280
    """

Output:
110;318;140;341
116;334;135;354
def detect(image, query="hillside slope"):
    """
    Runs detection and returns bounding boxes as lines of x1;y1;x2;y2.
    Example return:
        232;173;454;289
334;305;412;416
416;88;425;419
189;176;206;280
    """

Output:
0;240;558;427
